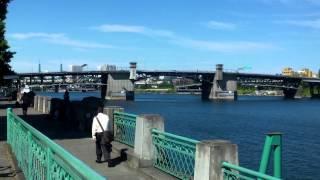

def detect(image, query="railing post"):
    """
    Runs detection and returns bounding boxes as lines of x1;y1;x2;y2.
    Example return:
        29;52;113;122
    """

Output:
259;135;272;174
46;148;52;180
27;131;33;179
194;140;238;180
7;108;12;144
271;133;282;178
134;114;164;167
259;132;282;178
103;106;124;134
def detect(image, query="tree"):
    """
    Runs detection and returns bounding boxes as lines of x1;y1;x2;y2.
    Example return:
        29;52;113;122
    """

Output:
0;0;15;85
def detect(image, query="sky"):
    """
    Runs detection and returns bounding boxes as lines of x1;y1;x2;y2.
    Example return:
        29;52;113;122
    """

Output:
5;0;320;74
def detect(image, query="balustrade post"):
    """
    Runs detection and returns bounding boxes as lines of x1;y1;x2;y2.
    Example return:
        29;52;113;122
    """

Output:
39;96;45;112
37;96;42;112
7;108;12;144
103;106;124;134
194;140;238;180
46;148;52;180
259;132;282;179
34;96;38;110
134;114;164;168
27;131;33;179
47;97;51;114
43;96;47;113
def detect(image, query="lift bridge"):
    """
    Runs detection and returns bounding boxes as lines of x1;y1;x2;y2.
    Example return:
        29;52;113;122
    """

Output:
4;63;320;100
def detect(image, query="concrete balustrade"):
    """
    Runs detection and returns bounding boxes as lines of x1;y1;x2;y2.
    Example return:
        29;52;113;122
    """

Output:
194;140;239;180
133;114;164;168
103;106;124;134
33;96;51;114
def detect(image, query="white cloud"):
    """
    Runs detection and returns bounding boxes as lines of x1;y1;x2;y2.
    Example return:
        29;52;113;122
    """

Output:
93;24;146;33
281;19;320;29
93;24;176;38
174;38;274;53
10;32;114;49
205;21;236;30
94;23;275;53
10;33;65;40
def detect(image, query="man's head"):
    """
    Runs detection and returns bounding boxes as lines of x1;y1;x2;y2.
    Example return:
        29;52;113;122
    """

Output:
97;106;103;114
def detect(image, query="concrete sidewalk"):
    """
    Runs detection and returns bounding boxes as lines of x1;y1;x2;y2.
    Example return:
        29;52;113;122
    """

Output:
55;138;147;180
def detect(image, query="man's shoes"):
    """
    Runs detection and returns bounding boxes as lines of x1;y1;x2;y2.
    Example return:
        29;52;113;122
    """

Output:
95;160;102;164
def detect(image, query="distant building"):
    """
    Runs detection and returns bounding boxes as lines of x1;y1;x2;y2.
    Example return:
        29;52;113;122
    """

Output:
298;68;313;78
282;67;294;76
99;64;117;71
70;65;83;72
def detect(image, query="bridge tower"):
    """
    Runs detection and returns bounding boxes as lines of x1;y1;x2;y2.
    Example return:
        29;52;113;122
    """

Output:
202;64;238;100
103;62;136;100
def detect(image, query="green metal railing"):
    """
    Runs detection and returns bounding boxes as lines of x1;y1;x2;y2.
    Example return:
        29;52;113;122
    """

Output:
113;111;137;147
222;133;282;180
222;162;281;180
151;129;200;180
6;108;105;180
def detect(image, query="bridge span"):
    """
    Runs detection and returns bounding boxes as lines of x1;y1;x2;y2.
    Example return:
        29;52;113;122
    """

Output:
5;63;320;100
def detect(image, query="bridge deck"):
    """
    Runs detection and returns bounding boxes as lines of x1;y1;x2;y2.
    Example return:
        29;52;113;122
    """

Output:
0;103;148;180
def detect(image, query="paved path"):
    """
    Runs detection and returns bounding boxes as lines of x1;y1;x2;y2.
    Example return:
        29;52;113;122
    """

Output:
0;101;19;179
55;138;147;180
0;102;147;180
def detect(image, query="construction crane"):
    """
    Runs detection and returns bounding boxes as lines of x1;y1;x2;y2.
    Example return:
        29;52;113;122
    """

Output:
236;66;252;73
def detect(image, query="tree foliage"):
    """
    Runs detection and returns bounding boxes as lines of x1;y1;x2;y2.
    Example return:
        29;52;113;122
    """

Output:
0;0;15;85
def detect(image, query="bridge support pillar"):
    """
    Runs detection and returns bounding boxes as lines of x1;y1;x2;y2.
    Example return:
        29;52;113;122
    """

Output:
104;73;134;100
54;85;59;93
202;64;238;100
100;74;108;99
283;88;297;99
309;84;320;98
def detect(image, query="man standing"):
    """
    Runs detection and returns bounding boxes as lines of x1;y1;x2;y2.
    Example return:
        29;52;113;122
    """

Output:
92;106;112;165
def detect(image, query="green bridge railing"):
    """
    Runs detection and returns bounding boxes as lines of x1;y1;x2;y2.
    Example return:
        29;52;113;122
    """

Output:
222;162;281;180
151;128;200;180
6;108;105;180
113;111;137;147
222;133;282;180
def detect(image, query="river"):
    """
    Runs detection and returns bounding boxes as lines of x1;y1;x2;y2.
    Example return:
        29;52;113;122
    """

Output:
39;92;320;179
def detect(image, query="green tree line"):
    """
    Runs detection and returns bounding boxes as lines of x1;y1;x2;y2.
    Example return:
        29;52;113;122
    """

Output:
0;0;15;86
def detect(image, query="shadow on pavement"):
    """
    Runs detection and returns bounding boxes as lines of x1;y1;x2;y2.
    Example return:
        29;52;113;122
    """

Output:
108;148;128;168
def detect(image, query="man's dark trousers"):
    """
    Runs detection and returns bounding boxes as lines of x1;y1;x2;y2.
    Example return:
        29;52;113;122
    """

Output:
95;132;112;162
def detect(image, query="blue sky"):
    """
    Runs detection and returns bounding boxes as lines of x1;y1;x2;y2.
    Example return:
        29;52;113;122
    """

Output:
6;0;320;74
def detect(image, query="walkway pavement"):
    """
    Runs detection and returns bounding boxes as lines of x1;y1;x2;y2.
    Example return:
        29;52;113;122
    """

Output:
0;101;148;180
